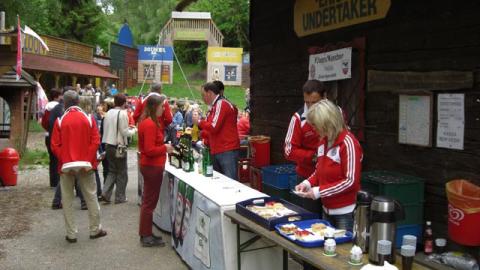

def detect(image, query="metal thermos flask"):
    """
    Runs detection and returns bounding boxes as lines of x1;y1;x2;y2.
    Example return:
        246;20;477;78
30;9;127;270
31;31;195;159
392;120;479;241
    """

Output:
353;191;373;253
368;196;405;265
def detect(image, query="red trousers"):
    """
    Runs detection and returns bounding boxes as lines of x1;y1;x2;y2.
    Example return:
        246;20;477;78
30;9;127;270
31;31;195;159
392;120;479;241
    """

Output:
139;166;164;236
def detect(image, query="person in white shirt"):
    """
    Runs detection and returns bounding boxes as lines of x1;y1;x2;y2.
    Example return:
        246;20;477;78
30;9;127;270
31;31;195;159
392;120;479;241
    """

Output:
100;94;136;204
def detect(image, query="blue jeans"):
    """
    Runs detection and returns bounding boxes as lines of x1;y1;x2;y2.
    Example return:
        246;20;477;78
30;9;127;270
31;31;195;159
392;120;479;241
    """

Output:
322;211;354;232
213;150;239;180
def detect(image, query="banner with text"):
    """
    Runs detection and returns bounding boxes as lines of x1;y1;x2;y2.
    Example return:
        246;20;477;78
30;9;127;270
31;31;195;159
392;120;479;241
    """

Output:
308;47;352;81
294;0;391;37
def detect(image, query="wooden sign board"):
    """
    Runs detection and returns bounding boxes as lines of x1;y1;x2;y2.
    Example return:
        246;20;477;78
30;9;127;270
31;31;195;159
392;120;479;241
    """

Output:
398;94;432;147
294;0;391;37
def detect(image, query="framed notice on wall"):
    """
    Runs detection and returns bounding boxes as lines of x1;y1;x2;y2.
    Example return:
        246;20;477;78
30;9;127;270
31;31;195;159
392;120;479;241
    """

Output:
436;93;465;150
398;94;432;147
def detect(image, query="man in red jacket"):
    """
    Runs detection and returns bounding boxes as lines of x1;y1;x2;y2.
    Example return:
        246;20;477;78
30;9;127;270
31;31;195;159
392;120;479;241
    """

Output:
193;82;240;180
51;90;107;243
132;83;172;126
284;80;327;186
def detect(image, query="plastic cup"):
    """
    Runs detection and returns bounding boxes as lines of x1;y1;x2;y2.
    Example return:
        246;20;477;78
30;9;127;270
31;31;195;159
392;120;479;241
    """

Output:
377;240;392;266
402;235;417;247
435;238;447;254
401;245;415;270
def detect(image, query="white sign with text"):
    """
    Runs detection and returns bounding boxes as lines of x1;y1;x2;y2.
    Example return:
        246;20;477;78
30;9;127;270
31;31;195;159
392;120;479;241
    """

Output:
437;94;465;150
308;47;352;81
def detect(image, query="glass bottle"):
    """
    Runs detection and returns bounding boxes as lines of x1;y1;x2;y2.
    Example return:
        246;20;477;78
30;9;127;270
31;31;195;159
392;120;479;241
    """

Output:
203;146;213;177
423;221;433;255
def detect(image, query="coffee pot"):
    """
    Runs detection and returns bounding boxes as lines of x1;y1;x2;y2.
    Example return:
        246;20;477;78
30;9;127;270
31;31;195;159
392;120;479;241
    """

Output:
353;190;373;253
368;196;405;265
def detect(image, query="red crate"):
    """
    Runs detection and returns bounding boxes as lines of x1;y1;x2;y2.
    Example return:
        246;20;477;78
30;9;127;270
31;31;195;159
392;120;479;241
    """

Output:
250;166;262;191
237;158;250;183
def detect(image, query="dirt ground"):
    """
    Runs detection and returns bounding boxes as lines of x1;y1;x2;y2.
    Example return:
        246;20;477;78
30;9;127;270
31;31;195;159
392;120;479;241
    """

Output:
0;132;189;270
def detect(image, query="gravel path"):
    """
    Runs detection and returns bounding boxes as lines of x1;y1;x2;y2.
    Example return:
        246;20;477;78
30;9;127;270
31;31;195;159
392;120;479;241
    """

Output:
0;149;188;270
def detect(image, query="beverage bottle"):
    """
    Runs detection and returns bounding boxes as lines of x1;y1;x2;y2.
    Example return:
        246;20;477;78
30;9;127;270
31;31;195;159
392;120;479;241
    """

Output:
203;146;213;177
423;221;433;255
192;123;199;142
188;149;194;172
197;148;203;175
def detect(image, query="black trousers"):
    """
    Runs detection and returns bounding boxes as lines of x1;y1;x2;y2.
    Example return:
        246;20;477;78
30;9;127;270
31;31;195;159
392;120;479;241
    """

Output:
45;136;60;188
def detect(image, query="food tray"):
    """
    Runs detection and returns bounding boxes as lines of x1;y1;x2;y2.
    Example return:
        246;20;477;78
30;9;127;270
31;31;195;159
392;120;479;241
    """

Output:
235;197;318;230
275;219;353;248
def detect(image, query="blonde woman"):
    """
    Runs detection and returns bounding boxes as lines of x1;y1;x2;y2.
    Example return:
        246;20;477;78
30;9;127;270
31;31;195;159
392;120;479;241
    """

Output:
295;100;362;232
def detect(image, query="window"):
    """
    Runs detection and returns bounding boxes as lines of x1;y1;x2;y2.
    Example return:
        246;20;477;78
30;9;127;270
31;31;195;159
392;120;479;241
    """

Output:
143;64;156;80
0;98;11;138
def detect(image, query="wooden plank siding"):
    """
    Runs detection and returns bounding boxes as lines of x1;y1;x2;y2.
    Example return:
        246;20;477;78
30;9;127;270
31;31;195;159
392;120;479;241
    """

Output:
250;0;480;242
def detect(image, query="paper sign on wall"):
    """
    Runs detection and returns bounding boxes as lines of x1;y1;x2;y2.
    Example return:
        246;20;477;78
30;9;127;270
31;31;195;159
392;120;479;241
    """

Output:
436;94;465;150
308;47;352;81
399;95;432;147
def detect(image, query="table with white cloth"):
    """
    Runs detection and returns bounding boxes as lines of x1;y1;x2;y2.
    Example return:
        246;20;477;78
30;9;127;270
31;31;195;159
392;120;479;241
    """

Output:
138;162;284;270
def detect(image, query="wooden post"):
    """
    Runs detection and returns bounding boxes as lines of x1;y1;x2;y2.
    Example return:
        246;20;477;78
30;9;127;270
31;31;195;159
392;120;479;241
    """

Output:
54;74;60;88
34;72;42;81
72;75;77;87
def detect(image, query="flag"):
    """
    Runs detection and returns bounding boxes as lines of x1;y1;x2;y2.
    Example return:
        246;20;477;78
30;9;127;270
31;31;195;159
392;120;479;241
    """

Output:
23;25;49;51
16;15;22;81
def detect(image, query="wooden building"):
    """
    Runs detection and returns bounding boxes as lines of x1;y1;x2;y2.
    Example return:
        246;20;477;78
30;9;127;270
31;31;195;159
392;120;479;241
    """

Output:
250;0;480;248
0;30;37;152
22;34;118;90
109;41;138;90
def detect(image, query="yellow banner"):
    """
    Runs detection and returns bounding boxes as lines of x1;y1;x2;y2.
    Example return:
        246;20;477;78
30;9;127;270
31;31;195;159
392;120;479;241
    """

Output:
207;47;243;63
294;0;391;37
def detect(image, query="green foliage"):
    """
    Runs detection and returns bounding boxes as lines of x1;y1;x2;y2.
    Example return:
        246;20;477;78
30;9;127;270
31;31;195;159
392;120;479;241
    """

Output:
174;41;208;66
0;0;113;49
29;121;44;133
188;0;250;49
19;149;49;168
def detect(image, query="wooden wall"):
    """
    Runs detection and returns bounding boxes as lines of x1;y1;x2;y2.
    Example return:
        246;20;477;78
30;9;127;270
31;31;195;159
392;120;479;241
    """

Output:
23;34;93;63
250;0;480;239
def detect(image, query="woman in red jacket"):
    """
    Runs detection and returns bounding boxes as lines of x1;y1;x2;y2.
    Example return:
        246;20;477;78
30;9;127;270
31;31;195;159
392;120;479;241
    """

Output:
295;100;362;232
138;94;174;247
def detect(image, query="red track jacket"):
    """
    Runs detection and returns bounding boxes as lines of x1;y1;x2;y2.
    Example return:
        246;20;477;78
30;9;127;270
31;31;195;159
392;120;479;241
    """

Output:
304;130;363;210
51;106;100;172
138;118;167;167
133;92;173;126
284;104;321;178
199;95;240;155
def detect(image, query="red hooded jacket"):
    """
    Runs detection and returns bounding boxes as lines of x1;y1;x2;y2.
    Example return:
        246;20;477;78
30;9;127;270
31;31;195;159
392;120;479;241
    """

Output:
133;92;173;126
51;106;100;172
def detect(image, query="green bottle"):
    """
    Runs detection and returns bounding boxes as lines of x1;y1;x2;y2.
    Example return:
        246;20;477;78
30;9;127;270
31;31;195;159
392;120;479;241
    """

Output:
188;149;194;172
203;146;213;177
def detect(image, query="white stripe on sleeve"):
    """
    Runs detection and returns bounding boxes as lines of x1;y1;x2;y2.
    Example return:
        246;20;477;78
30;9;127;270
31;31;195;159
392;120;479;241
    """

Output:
319;135;356;197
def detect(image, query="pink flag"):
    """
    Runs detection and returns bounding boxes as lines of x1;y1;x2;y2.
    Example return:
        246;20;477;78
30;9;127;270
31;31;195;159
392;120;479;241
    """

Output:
16;15;22;81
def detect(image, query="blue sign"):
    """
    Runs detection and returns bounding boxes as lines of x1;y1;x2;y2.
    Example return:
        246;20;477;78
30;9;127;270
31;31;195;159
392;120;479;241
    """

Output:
138;45;174;61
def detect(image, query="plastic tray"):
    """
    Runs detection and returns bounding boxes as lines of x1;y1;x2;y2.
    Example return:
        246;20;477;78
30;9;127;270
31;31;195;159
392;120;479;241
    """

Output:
235;197;318;230
275;219;353;248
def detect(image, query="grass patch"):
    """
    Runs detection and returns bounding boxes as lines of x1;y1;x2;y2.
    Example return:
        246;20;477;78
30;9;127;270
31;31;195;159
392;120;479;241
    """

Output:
28;121;44;133
125;62;246;110
19;149;49;168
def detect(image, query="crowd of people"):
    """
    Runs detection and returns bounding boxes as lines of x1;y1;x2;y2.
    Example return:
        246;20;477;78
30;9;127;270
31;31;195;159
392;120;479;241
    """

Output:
40;81;251;246
40;78;360;253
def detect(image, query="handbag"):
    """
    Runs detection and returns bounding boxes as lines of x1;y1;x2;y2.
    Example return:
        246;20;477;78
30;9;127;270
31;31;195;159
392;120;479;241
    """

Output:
115;110;128;158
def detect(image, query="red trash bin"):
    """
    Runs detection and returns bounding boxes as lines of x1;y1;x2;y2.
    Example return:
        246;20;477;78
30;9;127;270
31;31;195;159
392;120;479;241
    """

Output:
446;179;480;246
0;148;20;186
248;136;270;168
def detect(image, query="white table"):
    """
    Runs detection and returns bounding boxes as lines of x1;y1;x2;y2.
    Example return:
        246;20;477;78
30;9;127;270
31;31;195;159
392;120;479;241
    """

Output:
141;162;283;270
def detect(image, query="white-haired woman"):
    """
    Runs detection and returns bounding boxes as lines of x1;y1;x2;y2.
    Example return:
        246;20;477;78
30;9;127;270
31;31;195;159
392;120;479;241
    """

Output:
295;100;362;232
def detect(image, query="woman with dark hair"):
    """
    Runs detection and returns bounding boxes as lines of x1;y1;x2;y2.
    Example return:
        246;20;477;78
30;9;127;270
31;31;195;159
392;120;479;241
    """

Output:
138;94;174;247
